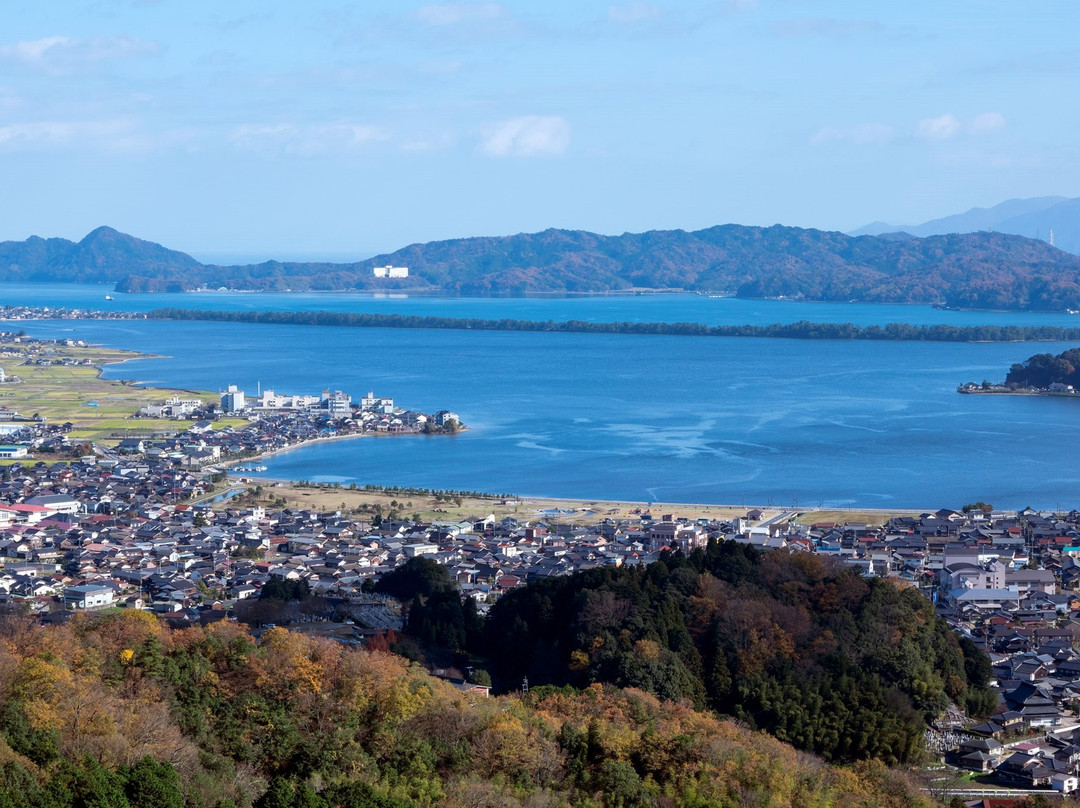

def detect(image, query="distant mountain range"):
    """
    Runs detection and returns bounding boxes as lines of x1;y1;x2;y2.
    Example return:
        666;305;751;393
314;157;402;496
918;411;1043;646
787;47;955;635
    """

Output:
5;223;1080;311
852;195;1080;254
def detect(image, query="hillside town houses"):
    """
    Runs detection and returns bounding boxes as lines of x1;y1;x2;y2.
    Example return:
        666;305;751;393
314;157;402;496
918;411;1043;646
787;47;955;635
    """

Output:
4;428;1080;791
3;456;1080;791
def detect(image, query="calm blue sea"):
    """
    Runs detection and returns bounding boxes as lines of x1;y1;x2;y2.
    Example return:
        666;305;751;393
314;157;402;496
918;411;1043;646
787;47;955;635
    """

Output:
4;285;1079;510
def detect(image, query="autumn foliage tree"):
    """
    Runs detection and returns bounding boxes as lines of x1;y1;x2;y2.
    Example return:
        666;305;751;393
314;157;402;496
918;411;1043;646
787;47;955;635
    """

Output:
0;597;938;808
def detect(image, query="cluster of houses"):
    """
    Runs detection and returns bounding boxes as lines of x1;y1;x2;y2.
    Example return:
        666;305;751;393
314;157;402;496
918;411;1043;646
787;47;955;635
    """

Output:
844;506;1080;795
0;306;141;322
121;387;462;468
216;384;460;435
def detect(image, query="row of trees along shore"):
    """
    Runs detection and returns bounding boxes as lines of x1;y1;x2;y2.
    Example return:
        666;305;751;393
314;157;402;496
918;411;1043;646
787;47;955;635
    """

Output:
145;307;1080;342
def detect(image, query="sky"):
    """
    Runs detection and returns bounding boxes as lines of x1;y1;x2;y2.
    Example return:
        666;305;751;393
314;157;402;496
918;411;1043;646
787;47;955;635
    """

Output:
2;1;1079;261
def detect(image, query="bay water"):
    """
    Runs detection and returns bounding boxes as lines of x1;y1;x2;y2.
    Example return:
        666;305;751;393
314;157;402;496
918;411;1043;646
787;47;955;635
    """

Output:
5;285;1080;510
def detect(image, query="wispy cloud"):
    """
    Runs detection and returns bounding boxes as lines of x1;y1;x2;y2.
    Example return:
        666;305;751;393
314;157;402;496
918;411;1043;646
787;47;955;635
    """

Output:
479;115;570;157
608;3;660;24
915;113;960;141
772;18;882;37
0;35;159;72
811;123;896;145
229;123;386;157
0;118;138;150
916;112;1005;140
416;3;504;26
417;60;462;75
968;112;1006;134
813;112;1006;145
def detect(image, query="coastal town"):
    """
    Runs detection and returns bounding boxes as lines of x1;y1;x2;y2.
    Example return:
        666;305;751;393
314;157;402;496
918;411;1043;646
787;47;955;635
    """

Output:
5;438;1080;795
5;330;1080;799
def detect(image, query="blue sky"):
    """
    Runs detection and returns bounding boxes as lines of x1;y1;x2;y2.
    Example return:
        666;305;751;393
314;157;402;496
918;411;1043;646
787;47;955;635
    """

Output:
2;1;1078;260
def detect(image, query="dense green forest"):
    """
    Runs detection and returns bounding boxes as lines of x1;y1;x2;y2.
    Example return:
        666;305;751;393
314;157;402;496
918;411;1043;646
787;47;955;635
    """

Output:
145;306;1080;343
5;223;1080;309
1005;346;1080;387
362;546;994;767
0;608;933;808
475;544;995;766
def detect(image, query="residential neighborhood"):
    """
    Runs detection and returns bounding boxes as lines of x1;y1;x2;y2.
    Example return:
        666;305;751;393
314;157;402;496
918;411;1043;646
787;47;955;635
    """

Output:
5;453;1080;795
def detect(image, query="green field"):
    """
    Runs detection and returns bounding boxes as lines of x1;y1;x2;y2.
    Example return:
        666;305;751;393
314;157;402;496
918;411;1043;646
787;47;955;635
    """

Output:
0;343;234;445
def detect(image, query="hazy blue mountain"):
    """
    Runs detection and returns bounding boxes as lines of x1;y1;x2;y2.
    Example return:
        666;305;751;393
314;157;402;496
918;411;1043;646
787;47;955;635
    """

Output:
850;196;1068;238
850;220;900;237
994;197;1080;254
851;195;1080;255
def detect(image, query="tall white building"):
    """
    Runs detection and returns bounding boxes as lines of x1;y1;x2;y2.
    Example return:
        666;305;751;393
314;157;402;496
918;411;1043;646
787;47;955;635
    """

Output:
221;384;246;412
372;265;409;278
360;391;395;413
321;390;352;417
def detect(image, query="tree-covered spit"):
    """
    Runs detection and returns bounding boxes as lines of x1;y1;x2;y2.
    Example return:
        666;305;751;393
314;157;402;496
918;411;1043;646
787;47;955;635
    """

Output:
145;307;1080;343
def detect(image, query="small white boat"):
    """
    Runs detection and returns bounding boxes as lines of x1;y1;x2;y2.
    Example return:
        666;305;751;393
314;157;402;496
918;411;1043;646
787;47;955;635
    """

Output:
104;294;114;301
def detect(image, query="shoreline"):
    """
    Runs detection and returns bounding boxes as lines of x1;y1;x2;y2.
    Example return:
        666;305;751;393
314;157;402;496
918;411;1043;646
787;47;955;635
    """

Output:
221;426;469;473
222;431;370;469
958;387;1080;398
233;474;923;525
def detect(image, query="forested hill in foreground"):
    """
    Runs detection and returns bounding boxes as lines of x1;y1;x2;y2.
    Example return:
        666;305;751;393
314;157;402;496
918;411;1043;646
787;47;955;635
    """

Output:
475;543;995;766
5;224;1080;309
0;610;931;808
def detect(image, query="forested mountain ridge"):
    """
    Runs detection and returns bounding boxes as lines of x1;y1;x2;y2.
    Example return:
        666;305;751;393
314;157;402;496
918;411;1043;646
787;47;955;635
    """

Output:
5;224;1080;309
0;226;200;284
0;609;932;808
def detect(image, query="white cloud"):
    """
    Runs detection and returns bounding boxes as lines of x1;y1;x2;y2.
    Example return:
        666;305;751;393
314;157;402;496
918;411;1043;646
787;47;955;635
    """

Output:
229;123;386;156
400;132;457;152
772;18;882;37
0;118;137;149
0;36;71;62
814;112;1006;147
969;111;1006;134
811;123;896;145
0;35;159;71
915;112;1005;140
479;115;571;157
416;3;503;26
418;60;462;75
608;3;660;23
916;113;961;140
